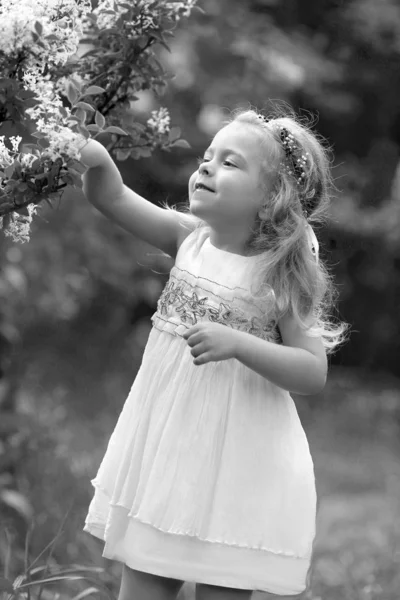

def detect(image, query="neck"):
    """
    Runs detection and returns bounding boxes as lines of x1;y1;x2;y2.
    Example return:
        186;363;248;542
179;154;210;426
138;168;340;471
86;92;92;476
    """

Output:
208;226;252;256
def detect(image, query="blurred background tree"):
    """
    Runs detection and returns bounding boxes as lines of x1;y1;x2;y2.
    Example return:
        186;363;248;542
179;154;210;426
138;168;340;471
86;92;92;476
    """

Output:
1;0;400;599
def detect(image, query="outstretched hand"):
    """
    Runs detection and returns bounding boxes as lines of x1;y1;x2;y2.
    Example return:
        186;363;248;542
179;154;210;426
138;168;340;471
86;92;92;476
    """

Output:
182;322;238;366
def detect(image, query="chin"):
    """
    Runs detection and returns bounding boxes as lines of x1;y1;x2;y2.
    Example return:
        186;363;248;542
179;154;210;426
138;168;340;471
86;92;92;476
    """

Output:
189;199;205;217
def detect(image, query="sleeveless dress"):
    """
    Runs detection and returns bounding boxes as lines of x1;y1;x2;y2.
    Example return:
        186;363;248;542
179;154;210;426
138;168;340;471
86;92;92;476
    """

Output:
83;227;317;596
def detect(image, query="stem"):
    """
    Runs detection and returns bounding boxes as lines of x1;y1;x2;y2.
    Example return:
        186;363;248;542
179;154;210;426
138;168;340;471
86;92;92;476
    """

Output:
92;37;156;116
0;184;67;218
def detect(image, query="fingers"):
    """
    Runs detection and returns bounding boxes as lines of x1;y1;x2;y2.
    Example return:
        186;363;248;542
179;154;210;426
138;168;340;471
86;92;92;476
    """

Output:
193;352;212;366
182;326;211;365
190;342;207;358
186;332;203;348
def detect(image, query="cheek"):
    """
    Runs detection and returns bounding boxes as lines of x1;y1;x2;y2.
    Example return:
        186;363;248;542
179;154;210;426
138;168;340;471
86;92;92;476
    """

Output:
188;171;198;196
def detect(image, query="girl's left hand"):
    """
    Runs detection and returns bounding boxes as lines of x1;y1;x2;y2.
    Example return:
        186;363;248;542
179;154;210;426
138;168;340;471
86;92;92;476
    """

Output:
182;323;238;366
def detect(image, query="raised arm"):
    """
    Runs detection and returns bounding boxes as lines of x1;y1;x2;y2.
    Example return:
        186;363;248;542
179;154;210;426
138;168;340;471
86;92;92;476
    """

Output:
80;139;191;258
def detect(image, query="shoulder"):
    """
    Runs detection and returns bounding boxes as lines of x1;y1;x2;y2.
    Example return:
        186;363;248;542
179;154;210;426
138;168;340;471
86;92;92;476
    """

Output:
176;215;205;254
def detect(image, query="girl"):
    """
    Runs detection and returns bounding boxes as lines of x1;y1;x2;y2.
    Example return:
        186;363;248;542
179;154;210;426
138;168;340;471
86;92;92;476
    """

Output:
81;108;347;600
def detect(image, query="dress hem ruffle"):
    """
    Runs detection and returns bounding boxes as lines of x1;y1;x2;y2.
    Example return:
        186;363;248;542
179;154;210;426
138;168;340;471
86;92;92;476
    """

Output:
83;511;311;596
88;478;313;560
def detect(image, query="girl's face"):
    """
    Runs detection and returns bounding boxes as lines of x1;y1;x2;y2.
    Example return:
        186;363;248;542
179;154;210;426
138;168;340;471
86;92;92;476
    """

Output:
188;122;270;231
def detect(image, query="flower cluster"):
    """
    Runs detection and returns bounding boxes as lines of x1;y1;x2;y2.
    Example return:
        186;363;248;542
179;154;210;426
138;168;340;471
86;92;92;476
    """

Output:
0;136;37;172
165;0;198;20
0;204;37;244
0;136;39;243
24;68;85;162
93;0;198;32
0;0;92;67
147;107;171;136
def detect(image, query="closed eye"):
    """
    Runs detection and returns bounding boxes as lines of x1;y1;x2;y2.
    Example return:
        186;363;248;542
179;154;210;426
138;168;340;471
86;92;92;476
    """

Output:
196;157;236;167
197;156;210;165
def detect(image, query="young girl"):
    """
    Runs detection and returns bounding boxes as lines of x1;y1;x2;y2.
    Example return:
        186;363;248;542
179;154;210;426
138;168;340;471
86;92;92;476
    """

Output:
81;108;346;600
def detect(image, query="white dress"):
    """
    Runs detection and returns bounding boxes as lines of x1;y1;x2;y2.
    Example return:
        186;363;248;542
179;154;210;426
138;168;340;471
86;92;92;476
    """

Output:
83;227;317;596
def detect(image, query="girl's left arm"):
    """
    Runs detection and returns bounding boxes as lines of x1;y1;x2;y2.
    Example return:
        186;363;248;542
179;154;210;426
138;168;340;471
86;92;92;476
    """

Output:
233;313;327;395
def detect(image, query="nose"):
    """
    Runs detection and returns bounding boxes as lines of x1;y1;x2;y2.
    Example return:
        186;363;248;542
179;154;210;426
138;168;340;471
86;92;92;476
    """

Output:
199;160;212;176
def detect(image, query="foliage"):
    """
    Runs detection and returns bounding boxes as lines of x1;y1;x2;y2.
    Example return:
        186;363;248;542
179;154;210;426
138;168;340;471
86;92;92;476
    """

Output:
0;518;115;599
0;0;197;242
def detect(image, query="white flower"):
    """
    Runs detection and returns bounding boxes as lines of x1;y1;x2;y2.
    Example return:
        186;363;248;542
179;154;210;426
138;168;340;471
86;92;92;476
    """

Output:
0;136;14;168
20;153;37;169
147;107;171;135
0;0;92;65
10;136;22;153
2;204;37;244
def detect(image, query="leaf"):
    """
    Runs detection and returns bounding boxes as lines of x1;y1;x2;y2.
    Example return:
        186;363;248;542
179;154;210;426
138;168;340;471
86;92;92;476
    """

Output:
31;158;41;170
13;159;22;176
115;148;131;161
68;169;84;188
34;21;43;36
95;111;106;129
71;587;101;600
81;86;106;96
103;126;128;136
68;160;87;175
59;106;69;119
86;124;101;132
69;76;83;92
0;490;33;521
75;109;88;124
61;174;74;186
22;144;39;152
137;147;152;158
15;206;30;216
5;164;15;179
37;138;50;149
170;139;191;149
18;575;90;589
74;101;95;112
168;126;181;141
67;83;79;106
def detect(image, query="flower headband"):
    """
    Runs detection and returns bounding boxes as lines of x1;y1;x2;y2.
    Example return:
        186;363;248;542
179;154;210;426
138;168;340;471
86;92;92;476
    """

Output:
256;114;319;261
256;114;313;216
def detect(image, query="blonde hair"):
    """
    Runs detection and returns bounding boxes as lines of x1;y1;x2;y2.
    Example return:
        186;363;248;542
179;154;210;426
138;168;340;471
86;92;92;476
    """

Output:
167;105;348;353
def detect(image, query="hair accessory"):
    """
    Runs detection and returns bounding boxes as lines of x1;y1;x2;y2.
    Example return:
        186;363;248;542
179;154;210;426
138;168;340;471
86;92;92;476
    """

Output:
256;115;313;217
256;116;309;187
278;127;309;187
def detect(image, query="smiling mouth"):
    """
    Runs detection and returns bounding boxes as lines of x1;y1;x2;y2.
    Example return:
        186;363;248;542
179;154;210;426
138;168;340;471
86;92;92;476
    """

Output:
195;182;214;192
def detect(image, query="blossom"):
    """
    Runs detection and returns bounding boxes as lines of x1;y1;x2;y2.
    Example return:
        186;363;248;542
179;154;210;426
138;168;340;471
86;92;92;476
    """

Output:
93;0;197;32
0;0;92;66
0;136;14;168
0;136;36;175
147;107;171;135
1;204;37;244
165;0;198;20
22;68;85;161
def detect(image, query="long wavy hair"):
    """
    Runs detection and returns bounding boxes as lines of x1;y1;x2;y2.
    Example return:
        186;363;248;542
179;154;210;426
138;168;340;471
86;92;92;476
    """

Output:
167;105;348;353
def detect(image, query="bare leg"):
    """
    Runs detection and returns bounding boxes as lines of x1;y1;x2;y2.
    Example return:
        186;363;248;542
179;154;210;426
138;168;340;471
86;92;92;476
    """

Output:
117;565;185;600
196;583;253;600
